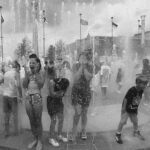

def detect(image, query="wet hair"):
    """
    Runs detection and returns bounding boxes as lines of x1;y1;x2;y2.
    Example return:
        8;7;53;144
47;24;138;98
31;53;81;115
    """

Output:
12;60;20;69
36;58;41;72
49;60;54;65
143;59;149;66
63;61;71;69
29;53;37;59
135;77;147;85
45;60;48;65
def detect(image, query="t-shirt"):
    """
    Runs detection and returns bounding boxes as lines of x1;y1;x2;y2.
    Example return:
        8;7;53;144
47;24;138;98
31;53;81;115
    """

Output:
53;78;69;93
48;78;69;106
123;86;143;114
3;69;18;97
100;65;111;87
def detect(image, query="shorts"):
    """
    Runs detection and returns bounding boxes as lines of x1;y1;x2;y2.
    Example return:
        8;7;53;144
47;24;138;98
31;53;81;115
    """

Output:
47;96;64;117
3;96;18;113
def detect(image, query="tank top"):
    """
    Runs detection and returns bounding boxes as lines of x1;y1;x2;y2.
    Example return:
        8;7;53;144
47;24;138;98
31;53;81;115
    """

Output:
27;73;41;95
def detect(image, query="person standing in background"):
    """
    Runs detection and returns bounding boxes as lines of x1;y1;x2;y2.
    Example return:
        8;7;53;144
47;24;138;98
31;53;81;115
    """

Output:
3;60;22;138
100;61;111;99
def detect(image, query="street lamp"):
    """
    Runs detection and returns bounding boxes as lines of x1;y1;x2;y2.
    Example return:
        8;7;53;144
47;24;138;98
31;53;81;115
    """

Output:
0;6;4;62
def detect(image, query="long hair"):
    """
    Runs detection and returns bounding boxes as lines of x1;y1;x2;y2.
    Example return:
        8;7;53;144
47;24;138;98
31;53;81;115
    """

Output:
36;58;41;72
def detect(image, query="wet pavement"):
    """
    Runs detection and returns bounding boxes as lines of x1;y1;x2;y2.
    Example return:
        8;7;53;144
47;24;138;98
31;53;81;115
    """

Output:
1;122;150;150
0;102;150;150
0;81;150;150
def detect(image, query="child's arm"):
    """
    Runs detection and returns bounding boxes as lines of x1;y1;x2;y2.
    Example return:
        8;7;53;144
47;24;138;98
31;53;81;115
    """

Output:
121;98;127;114
72;64;83;82
16;72;22;99
48;80;64;98
35;72;45;89
84;67;93;81
22;68;29;89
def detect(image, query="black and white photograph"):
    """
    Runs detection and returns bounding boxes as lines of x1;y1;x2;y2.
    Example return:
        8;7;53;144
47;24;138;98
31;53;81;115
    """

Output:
0;0;150;150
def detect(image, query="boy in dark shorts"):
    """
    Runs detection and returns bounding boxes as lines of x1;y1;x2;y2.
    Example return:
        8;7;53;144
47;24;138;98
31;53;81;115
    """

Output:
115;77;147;144
47;74;69;147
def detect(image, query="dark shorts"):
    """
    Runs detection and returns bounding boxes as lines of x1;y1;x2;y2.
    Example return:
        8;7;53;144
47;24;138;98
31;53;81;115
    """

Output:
47;96;64;117
3;96;18;113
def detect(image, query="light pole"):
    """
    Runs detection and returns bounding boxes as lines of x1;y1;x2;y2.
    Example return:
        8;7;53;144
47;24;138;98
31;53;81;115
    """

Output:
79;13;82;50
141;15;146;47
111;16;114;51
42;9;46;58
138;19;141;35
32;0;39;57
0;6;4;62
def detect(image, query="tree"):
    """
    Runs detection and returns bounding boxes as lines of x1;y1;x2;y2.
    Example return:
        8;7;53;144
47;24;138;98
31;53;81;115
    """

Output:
15;37;33;61
47;45;55;61
55;40;66;59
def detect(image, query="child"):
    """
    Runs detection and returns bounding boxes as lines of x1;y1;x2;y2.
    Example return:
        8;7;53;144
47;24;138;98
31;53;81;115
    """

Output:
47;74;69;147
115;77;147;144
116;67;124;93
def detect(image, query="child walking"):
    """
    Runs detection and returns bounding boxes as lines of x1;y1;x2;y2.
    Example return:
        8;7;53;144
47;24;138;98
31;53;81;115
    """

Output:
115;77;147;144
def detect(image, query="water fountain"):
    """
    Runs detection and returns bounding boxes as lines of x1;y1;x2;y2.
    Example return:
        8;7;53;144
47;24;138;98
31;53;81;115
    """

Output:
61;1;65;14
17;0;21;32
54;12;57;26
61;1;65;23
42;1;46;11
38;0;41;11
10;0;15;33
25;0;29;32
75;1;79;14
82;2;86;12
67;10;71;26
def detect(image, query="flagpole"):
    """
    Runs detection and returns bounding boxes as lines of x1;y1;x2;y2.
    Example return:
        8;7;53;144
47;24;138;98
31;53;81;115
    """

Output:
0;6;3;62
138;19;140;35
80;13;82;50
111;17;113;53
42;10;46;58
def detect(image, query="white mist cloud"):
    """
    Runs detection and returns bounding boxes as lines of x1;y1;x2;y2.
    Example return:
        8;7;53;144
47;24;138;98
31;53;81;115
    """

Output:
2;0;150;57
46;0;150;43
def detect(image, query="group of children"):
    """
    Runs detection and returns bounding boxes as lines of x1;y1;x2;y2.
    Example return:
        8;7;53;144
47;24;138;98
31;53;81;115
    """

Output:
0;53;149;150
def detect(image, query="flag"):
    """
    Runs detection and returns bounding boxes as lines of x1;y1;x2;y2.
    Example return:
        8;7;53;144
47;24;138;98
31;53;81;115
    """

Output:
138;24;142;28
1;15;4;24
112;21;118;27
80;18;88;25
